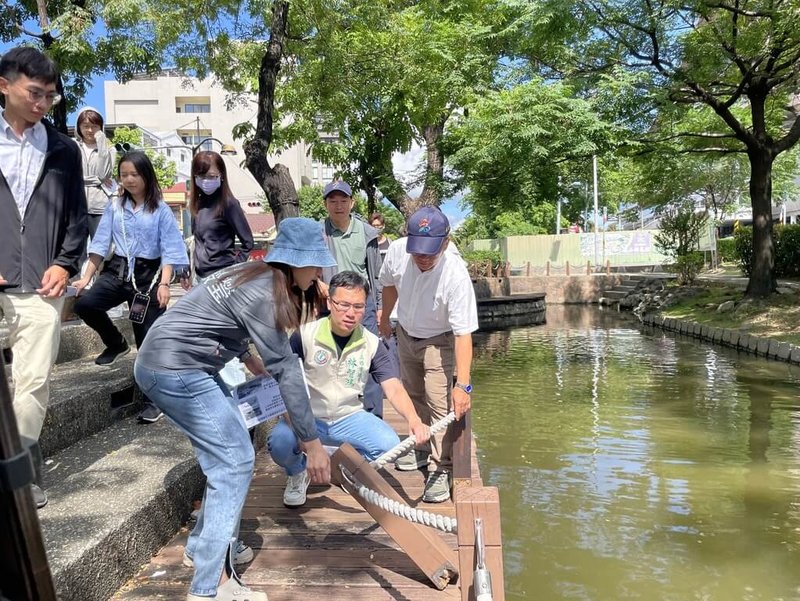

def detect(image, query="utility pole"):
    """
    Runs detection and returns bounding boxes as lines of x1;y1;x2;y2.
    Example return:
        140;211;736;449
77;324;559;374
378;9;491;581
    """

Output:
593;155;599;268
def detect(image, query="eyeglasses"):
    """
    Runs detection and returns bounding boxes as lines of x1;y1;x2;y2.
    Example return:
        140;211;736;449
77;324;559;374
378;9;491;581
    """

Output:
197;175;221;181
329;298;366;313
23;87;61;106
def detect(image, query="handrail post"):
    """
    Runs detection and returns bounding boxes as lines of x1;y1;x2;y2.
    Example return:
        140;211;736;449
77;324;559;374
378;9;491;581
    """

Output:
456;487;505;601
0;351;57;600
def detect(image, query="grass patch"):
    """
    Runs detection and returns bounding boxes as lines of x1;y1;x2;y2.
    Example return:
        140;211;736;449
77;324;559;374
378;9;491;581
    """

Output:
661;282;800;345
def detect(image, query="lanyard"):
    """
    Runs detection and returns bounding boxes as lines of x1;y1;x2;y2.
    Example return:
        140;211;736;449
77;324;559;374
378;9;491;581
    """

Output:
117;200;160;296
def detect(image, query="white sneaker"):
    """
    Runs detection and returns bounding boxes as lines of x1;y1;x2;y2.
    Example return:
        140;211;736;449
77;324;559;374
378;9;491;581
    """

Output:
283;470;310;508
182;540;254;568
186;575;268;601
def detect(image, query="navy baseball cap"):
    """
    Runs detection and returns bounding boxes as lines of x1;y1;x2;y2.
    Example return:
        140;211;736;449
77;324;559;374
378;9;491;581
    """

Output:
406;206;451;255
323;180;353;199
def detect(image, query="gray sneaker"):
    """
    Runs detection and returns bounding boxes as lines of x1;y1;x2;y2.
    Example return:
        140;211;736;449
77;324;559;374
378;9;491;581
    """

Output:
183;539;253;568
394;449;430;472
423;470;451;503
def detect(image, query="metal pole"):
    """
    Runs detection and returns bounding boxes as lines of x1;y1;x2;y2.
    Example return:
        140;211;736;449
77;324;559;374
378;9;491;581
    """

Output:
593;155;599;267
556;196;561;236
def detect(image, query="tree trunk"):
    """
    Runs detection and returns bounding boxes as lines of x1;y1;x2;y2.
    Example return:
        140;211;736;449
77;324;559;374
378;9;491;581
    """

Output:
745;147;777;297
243;0;298;225
416;119;446;208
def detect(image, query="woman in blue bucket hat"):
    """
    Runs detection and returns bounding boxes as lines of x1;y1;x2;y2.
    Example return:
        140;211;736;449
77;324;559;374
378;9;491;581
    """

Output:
134;217;336;601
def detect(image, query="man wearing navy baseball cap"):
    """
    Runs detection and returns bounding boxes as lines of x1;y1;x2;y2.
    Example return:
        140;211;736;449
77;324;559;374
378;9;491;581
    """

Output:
319;179;386;417
378;206;478;502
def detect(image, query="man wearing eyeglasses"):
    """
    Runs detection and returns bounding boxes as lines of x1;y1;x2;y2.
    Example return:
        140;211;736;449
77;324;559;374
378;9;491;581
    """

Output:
267;270;430;508
0;47;88;509
319;180;386;418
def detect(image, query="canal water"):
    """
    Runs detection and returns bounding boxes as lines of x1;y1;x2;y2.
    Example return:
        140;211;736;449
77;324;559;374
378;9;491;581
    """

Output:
472;306;800;601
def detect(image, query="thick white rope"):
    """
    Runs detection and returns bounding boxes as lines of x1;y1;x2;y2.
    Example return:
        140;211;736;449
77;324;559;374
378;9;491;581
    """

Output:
370;411;458;469
339;465;458;534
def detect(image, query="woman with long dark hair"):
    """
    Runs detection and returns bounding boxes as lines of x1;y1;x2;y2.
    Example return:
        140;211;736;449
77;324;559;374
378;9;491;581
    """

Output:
133;218;335;601
185;150;253;281
73;151;188;423
182;151;254;387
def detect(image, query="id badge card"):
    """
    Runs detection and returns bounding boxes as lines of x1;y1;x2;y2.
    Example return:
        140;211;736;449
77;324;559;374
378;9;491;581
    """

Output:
128;293;150;324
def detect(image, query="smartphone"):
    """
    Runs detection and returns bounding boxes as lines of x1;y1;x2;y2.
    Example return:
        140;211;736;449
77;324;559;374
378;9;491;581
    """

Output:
128;293;150;324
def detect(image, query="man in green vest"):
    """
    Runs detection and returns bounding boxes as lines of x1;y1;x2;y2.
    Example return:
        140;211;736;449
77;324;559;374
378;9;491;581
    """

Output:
267;270;430;508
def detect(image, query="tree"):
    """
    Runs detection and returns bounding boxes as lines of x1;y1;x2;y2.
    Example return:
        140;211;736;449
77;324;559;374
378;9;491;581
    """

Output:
275;0;500;216
445;79;620;223
110;126;176;189
654;205;709;284
0;0;161;132
523;0;800;297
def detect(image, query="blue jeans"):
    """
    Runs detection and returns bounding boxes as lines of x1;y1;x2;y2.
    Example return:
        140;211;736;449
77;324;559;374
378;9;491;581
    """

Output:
268;410;400;475
134;363;253;596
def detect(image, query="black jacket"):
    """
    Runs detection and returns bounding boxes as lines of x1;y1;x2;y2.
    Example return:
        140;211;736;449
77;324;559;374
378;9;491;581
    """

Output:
0;123;88;293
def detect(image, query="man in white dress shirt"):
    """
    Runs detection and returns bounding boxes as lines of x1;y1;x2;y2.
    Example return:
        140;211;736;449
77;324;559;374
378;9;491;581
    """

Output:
378;206;478;502
0;47;87;508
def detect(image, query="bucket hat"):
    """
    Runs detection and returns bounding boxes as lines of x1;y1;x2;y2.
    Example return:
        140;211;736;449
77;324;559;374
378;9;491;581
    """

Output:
264;218;337;268
406;206;451;255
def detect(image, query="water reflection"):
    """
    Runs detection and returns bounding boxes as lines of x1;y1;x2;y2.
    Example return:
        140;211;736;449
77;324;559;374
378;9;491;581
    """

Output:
472;306;800;601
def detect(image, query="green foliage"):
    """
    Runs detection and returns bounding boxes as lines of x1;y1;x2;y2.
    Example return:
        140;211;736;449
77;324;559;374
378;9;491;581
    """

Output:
735;225;800;279
671;252;705;286
462;249;503;273
445;80;619;217
734;226;754;277
110;127;177;190
654;207;709;284
716;238;737;264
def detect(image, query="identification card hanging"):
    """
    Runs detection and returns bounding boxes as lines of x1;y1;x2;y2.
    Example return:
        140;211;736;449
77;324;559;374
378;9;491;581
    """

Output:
128;293;150;324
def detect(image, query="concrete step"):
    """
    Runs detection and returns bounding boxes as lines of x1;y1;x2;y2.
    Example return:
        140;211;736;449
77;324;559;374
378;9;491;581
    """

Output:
39;416;203;601
37;354;142;457
1;317;135;365
615;284;639;292
601;290;630;300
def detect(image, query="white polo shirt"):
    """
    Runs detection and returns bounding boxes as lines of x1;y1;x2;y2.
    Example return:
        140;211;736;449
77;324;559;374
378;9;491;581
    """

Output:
379;237;478;339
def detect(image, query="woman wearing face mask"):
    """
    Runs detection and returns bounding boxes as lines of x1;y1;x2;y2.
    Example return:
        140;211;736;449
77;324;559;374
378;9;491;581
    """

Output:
182;151;254;388
183;151;254;286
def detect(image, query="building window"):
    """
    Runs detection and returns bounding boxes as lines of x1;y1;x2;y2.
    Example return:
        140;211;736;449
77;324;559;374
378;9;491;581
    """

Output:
184;104;211;113
323;167;334;181
180;135;213;151
166;149;172;157
312;164;319;181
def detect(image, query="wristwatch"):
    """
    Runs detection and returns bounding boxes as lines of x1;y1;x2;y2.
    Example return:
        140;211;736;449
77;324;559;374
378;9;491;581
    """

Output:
454;382;473;394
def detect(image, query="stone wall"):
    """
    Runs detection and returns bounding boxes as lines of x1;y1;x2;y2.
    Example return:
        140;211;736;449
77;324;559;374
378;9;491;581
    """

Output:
641;313;800;366
473;275;626;304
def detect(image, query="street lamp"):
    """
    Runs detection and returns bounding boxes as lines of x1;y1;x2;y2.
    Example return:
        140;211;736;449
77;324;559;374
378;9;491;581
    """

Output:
116;138;237;156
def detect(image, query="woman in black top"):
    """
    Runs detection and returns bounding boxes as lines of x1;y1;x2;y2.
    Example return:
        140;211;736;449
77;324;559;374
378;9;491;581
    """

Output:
183;151;254;284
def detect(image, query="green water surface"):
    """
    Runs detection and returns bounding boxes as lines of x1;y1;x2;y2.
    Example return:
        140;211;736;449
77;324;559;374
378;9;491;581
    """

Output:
472;306;800;601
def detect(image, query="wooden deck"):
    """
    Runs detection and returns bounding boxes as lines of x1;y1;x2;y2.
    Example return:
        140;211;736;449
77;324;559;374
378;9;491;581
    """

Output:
111;408;485;600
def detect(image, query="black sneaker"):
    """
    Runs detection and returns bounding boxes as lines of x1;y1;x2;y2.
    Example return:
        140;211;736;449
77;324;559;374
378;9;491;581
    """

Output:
95;343;130;366
137;401;164;424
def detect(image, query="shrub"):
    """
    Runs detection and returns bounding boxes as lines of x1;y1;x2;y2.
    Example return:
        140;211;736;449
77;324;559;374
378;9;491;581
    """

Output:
463;249;503;276
716;237;737;263
670;252;705;285
733;224;800;278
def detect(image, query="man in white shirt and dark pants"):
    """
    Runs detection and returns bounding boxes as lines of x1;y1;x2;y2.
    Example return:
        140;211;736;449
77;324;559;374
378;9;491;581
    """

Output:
378;206;478;502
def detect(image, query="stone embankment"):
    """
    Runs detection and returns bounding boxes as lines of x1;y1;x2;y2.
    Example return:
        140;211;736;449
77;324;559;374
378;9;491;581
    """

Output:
616;277;800;366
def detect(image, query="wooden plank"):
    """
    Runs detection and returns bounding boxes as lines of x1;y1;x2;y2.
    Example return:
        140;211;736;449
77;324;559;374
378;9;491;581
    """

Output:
332;443;459;590
451;410;472;484
455;487;505;601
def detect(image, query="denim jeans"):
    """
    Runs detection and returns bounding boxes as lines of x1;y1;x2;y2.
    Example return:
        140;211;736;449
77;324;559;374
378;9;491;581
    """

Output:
134;363;253;596
268;409;400;475
360;292;384;417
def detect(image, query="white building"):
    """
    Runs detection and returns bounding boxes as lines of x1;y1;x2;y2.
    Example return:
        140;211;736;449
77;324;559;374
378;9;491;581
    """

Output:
104;71;336;211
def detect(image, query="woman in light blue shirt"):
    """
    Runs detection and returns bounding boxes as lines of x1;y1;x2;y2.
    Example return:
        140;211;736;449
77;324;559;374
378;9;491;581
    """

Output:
74;151;188;423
